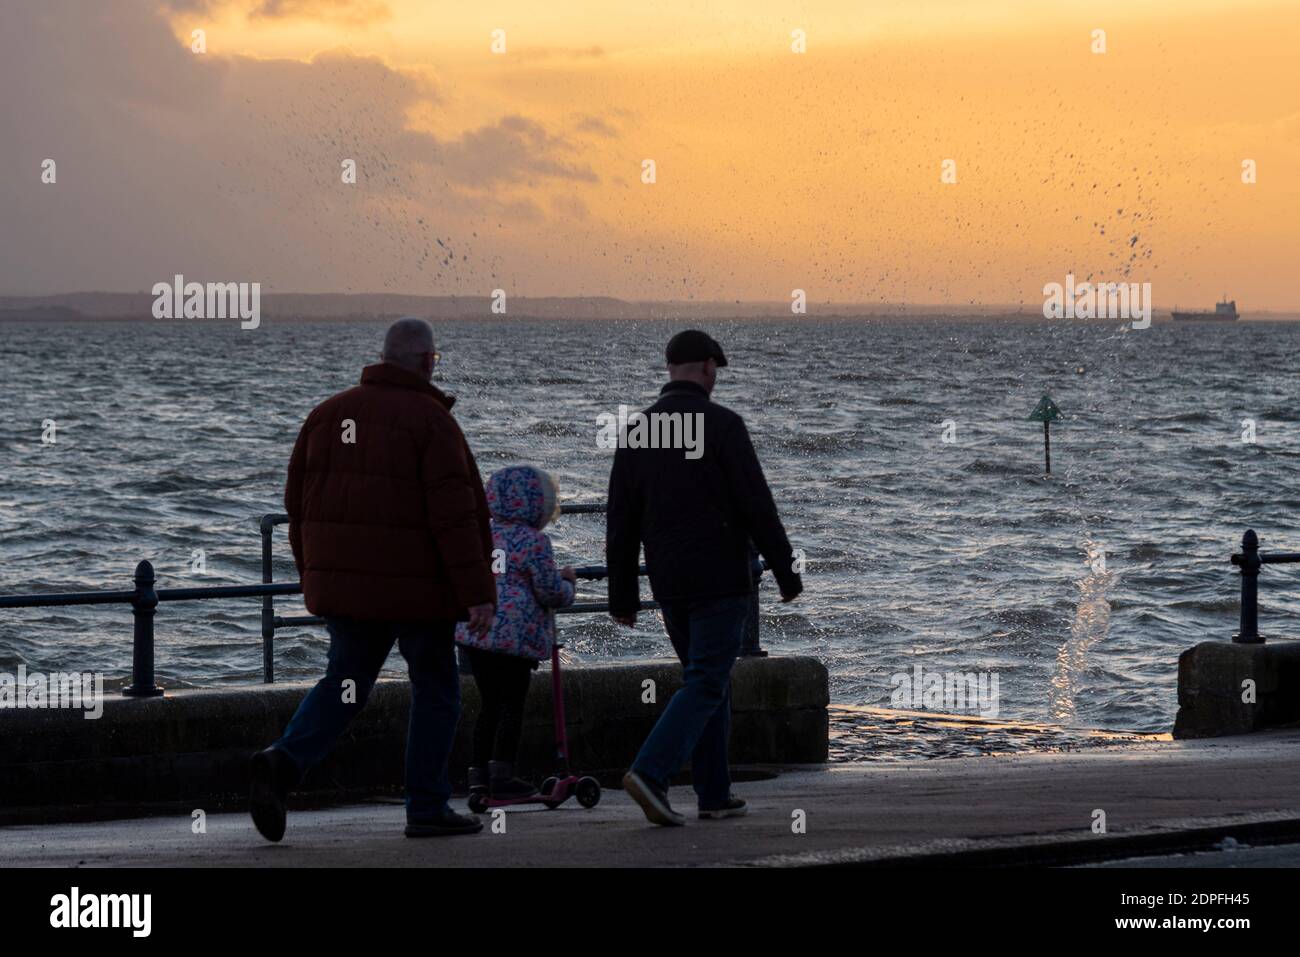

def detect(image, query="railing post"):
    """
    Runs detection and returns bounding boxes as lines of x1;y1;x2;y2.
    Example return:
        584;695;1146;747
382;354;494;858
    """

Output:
260;515;276;683
1234;529;1262;644
123;559;163;697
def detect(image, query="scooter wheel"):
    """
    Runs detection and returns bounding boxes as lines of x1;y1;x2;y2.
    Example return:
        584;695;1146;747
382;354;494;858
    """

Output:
576;776;601;809
467;792;489;815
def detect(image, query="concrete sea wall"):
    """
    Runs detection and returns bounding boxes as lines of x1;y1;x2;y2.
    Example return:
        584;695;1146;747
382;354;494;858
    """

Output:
1174;639;1300;738
0;655;828;822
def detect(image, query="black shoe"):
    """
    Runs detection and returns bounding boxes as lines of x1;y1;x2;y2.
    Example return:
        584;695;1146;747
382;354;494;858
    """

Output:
249;747;297;843
699;796;748;820
405;807;484;837
488;760;538;800
467;766;489;800
622;770;685;827
491;778;539;799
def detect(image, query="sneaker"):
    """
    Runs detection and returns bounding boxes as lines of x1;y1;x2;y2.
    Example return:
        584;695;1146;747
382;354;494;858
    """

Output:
248;746;297;843
622;770;685;827
405;807;484;837
699;796;747;820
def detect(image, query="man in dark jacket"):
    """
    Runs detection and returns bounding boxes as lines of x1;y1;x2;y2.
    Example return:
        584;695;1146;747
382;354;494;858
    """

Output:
249;317;496;841
608;330;802;826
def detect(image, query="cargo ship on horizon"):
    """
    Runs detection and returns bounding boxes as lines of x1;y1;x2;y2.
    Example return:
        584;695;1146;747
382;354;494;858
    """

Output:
1171;296;1239;321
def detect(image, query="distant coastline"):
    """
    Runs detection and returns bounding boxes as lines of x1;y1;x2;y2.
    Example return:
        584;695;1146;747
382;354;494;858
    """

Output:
2;292;1296;322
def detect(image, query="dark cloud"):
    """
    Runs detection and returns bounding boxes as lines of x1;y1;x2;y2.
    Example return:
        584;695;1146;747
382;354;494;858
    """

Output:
0;0;604;294
435;115;599;188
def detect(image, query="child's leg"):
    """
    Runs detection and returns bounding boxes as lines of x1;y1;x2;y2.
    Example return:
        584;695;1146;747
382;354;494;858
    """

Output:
493;656;535;765
466;647;503;769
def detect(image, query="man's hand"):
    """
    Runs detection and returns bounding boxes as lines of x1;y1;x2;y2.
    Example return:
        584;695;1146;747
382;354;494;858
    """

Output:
612;612;637;627
779;574;803;604
467;602;496;637
560;566;577;583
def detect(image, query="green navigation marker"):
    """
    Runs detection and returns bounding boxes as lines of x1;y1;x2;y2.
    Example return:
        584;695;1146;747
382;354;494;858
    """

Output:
1027;394;1060;473
1027;395;1061;423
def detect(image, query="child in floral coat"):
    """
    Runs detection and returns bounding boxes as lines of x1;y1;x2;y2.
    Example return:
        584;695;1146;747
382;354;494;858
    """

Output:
456;466;576;799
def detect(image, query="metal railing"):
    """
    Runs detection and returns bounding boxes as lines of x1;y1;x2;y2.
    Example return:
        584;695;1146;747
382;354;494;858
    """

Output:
0;502;768;695
256;502;665;682
0;562;298;697
1230;529;1300;644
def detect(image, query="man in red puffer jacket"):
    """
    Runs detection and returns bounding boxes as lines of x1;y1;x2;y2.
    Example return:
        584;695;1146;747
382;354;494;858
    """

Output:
249;317;496;842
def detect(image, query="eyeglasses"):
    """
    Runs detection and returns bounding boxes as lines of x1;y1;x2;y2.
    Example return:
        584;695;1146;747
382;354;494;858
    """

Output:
431;350;442;368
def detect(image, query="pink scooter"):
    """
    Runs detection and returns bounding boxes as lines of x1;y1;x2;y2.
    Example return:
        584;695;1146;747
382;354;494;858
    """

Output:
466;642;601;814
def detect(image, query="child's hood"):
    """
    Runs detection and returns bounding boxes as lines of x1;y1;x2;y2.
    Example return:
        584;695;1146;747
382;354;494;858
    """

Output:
485;466;560;530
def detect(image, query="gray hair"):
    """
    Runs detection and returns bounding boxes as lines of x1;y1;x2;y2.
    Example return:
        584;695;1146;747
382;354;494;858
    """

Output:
381;317;435;371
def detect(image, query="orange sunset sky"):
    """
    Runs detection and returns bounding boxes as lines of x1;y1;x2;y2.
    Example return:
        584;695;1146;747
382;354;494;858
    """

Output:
2;0;1298;309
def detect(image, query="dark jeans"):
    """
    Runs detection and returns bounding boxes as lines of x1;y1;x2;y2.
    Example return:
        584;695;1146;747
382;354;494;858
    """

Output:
273;616;460;820
631;595;747;809
464;646;536;767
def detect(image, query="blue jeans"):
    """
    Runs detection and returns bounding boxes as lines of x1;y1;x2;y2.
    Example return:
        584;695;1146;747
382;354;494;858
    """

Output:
273;616;460;820
631;595;747;809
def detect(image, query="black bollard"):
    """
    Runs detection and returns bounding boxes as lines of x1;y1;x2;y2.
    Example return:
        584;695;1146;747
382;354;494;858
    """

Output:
123;559;164;696
1233;529;1262;644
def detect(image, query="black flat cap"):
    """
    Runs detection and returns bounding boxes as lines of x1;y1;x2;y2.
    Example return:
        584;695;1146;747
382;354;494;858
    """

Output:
665;329;728;367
